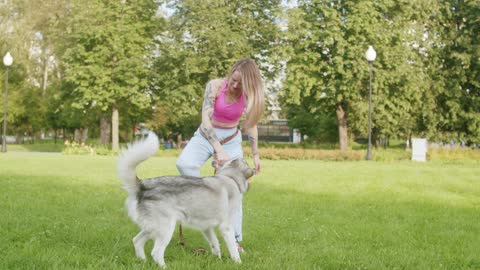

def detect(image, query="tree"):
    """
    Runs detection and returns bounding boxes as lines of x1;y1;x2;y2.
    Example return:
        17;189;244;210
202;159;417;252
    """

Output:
432;0;480;144
150;0;282;139
281;0;446;150
0;1;44;140
61;0;161;150
1;0;73;142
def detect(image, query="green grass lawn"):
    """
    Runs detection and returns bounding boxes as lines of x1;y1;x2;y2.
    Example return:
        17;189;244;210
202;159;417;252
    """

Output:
1;153;479;270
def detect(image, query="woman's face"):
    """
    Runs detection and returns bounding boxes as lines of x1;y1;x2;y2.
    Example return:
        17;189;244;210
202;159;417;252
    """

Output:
229;70;243;93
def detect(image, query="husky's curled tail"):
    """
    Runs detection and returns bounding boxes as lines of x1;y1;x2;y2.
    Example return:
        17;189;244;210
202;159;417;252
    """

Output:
118;131;159;197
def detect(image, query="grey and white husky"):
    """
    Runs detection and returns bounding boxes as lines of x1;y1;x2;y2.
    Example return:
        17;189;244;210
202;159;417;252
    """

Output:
117;131;255;268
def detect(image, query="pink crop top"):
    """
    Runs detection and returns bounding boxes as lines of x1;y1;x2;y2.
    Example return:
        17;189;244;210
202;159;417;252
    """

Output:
212;80;245;124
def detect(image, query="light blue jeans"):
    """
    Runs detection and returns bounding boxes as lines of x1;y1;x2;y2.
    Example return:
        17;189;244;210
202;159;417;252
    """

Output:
176;127;244;242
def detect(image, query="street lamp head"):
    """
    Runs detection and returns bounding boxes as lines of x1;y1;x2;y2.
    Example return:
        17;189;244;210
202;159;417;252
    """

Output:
3;52;13;67
365;46;376;62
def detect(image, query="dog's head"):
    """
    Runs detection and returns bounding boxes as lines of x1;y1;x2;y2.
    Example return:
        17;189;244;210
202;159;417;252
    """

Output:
217;158;255;193
228;158;256;179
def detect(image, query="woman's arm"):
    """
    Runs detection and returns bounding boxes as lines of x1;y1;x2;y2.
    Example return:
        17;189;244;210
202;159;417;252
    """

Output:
199;80;229;161
245;125;261;172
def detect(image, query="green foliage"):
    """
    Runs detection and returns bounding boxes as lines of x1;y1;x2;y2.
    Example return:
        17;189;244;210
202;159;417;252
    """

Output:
44;82;97;133
282;1;439;146
1;0;479;147
254;147;365;160
62;141;95;155
431;0;480;143
58;0;161;146
428;147;480;162
0;60;49;137
8;137;480;162
373;149;413;162
286;105;338;142
63;0;154;109
150;0;282;137
62;141;123;156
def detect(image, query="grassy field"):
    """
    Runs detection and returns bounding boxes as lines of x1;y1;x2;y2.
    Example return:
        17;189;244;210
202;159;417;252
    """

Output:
1;153;480;269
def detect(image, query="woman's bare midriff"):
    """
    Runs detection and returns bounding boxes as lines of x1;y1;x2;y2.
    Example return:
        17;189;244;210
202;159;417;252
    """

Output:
211;118;239;129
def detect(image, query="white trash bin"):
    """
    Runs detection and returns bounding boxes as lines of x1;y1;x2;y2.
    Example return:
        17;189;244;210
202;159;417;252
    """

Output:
412;138;428;162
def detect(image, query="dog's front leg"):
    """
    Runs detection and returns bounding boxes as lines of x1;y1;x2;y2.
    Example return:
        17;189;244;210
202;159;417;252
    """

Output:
133;230;149;260
202;228;221;258
219;223;241;263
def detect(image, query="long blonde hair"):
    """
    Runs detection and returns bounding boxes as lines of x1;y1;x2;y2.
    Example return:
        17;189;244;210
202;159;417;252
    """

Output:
228;58;264;128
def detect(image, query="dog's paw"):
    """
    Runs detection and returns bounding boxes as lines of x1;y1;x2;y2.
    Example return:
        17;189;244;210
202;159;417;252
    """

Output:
135;253;146;260
134;246;146;260
153;257;167;268
212;248;221;258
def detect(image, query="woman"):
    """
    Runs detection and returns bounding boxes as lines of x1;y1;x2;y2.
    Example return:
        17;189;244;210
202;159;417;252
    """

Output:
176;58;264;251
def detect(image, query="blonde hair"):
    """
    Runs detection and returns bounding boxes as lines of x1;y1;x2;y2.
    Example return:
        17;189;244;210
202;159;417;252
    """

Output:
228;58;264;128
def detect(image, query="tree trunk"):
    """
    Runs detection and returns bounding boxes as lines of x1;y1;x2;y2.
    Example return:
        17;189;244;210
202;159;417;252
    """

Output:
177;134;182;149
81;128;88;144
100;116;111;145
374;129;381;149
131;123;136;142
336;103;348;151
112;106;119;151
74;128;81;143
406;132;412;150
42;53;49;97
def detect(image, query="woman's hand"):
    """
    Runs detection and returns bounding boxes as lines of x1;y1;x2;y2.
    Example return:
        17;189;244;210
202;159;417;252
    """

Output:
214;149;230;169
253;153;261;173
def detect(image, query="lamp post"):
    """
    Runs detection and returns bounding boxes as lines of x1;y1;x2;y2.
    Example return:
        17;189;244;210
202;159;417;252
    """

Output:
365;46;376;160
2;52;13;153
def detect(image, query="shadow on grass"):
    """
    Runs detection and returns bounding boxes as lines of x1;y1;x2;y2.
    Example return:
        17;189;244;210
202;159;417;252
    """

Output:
8;143;64;152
